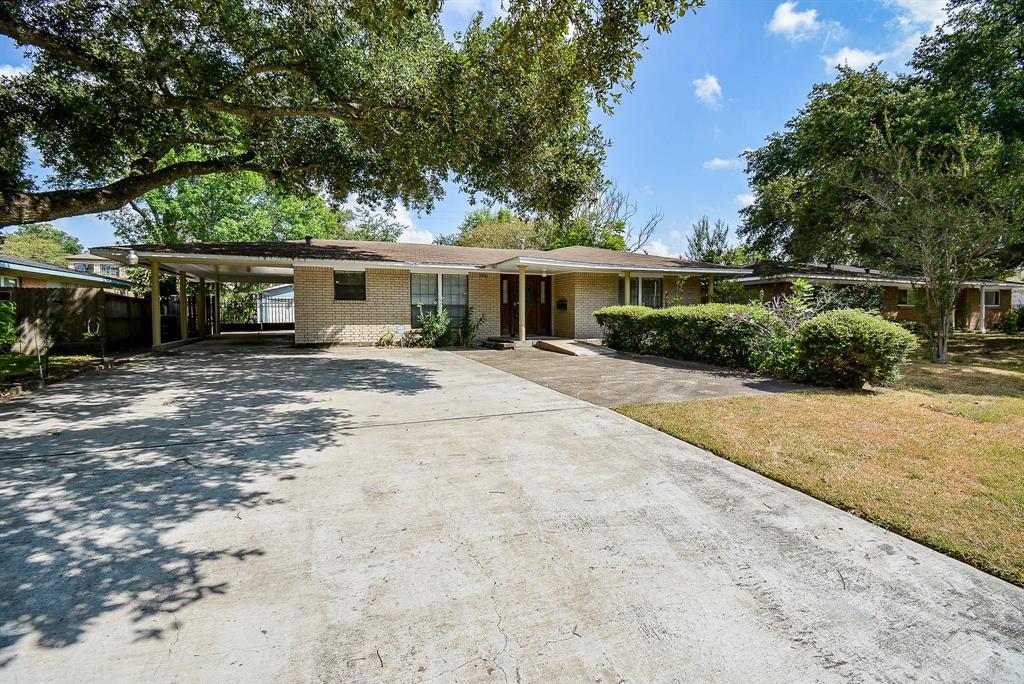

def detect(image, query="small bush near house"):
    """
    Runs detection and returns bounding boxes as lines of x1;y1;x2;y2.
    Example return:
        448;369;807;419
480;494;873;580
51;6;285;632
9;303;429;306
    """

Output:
376;326;397;347
453;307;485;346
593;305;652;351
595;304;772;369
596;302;917;389
998;306;1024;333
795;309;918;389
709;279;754;305
416;304;452;347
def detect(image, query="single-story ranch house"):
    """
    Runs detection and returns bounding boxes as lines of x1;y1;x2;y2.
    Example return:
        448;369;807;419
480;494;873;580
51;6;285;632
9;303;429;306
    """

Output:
736;262;1024;332
94;240;750;346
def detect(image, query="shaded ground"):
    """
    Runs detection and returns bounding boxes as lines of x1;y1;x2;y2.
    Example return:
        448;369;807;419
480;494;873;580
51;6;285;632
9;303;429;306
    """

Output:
458;346;801;406
1;339;1022;681
620;334;1024;585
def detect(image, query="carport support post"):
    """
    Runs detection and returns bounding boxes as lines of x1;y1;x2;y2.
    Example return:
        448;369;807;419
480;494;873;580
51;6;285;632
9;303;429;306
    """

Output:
214;282;221;335
178;272;188;340
624;271;631;305
518;264;527;342
150;261;161;348
707;274;715;302
197;278;207;337
980;286;986;333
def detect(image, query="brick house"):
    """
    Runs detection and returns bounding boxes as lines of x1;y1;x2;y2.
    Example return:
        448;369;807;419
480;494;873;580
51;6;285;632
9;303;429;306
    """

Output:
735;262;1024;332
94;240;749;347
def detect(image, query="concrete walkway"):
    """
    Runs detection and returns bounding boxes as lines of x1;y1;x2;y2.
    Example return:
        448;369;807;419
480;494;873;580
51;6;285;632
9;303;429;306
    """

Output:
459;346;802;406
0;341;1021;682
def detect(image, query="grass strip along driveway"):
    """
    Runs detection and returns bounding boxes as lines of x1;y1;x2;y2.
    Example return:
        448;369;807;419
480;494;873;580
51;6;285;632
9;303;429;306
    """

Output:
618;333;1024;586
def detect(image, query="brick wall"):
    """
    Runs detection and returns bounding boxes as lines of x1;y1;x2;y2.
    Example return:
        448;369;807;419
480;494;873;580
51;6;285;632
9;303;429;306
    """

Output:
468;272;500;339
552;273;576;338
294;266;411;345
574;272;619;339
667;275;702;305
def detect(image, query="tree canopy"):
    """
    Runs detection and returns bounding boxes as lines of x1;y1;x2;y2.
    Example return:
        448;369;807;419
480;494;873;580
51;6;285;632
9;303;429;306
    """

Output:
0;222;83;264
739;0;1024;272
106;170;405;244
0;0;702;227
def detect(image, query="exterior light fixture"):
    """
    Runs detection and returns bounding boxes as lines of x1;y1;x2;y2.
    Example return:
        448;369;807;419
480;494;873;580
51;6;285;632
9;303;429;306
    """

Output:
126;249;139;265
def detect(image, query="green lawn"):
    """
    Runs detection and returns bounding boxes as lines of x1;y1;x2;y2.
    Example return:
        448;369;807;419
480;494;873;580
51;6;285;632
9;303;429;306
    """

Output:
617;333;1024;586
0;354;98;383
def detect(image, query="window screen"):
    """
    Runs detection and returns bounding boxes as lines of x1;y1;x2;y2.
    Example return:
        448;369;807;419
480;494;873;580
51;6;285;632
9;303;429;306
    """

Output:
897;289;910;306
411;273;437;324
641;278;662;307
983;290;1000;307
334;271;365;300
442;274;468;323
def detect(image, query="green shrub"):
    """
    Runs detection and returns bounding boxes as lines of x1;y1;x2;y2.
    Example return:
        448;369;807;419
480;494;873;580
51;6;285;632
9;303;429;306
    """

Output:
593;305;653;351
596;303;775;369
795;309;918;389
416;303;452;347
0;300;16;348
999;306;1024;333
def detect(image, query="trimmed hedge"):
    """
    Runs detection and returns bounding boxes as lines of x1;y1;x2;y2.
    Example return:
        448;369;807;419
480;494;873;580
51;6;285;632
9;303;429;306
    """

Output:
594;304;917;389
594;304;769;369
794;309;918;389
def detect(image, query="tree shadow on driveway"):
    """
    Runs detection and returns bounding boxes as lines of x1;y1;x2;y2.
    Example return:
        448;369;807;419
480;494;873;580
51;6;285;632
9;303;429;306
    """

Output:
0;347;440;661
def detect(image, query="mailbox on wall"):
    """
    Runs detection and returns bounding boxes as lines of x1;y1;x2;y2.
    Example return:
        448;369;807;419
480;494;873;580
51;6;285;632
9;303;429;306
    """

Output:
556;299;568;310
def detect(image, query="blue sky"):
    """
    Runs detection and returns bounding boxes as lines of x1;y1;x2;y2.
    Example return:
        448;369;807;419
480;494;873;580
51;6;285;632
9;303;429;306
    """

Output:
0;0;948;253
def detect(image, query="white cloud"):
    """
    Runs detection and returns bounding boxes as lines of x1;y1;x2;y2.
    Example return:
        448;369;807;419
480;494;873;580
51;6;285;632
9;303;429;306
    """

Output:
644;239;672;257
886;0;946;30
736;193;756;208
392;205;434;244
768;2;820;40
692;73;723;107
703;157;743;170
822;46;890;72
0;64;28;78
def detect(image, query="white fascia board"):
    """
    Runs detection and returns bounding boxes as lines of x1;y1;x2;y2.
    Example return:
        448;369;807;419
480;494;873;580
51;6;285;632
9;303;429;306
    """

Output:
489;256;751;275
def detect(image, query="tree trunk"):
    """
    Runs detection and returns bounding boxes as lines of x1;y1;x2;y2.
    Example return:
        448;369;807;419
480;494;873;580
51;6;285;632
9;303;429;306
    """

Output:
932;307;954;363
0;154;254;227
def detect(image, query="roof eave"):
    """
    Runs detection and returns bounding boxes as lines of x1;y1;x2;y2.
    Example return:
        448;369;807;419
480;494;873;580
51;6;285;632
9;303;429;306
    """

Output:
488;255;752;275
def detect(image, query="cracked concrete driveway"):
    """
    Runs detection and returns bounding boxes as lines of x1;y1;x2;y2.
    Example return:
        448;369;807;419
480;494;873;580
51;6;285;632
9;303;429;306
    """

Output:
1;339;1022;682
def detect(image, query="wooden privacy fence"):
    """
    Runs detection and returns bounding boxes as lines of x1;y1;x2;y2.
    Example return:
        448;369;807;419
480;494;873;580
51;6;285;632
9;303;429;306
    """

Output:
10;288;150;355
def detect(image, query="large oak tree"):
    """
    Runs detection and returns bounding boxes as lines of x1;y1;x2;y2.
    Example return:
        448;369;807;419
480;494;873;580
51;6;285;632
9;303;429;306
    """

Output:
0;0;701;227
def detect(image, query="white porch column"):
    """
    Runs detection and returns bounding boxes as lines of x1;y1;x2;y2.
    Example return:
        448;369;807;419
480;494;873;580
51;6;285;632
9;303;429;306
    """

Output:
214;281;221;335
980;286;987;333
707;274;716;301
150;261;161;348
197;277;207;337
518;264;527;342
178;272;188;340
624;271;631;305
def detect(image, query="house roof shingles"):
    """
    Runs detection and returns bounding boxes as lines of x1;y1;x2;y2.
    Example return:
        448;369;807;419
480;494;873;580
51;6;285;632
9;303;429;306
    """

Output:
740;261;1024;288
96;239;745;271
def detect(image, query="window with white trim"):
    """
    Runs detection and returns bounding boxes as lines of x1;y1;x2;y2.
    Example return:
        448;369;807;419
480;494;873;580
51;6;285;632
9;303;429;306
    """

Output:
618;276;663;307
411;273;468;325
896;289;911;306
983;290;1000;307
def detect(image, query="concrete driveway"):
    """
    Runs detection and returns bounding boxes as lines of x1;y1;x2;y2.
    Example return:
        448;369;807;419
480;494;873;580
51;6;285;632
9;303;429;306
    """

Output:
1;339;1021;682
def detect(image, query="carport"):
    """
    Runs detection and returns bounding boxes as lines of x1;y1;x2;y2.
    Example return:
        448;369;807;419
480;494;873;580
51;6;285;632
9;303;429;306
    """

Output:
93;246;295;347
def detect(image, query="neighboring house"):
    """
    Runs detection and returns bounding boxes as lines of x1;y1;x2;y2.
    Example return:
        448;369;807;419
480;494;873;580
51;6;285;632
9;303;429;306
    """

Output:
94;240;749;346
0;254;135;299
1014;270;1024;309
735;262;1024;332
66;252;129;279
